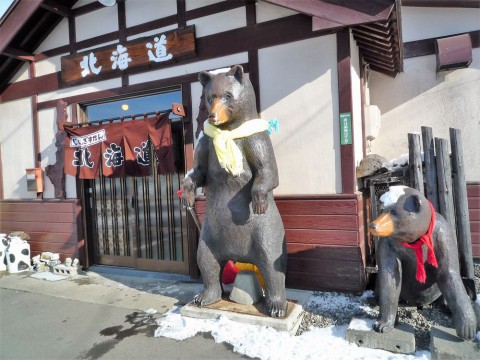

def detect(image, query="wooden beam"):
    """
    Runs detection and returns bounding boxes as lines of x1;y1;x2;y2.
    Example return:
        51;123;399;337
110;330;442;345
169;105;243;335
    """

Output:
40;0;72;17
450;128;475;279
337;29;356;194
404;29;480;58
2;47;34;61
0;0;43;53
264;0;394;27
402;0;480;8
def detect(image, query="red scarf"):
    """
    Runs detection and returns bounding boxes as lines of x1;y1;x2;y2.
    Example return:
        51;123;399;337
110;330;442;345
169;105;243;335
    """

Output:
400;201;438;283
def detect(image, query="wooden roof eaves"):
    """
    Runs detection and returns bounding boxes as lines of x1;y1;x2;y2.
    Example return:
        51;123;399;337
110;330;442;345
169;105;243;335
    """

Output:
263;0;395;30
40;0;73;17
0;0;43;53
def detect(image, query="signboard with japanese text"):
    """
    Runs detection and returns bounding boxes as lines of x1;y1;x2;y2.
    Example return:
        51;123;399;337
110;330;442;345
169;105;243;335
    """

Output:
340;112;352;145
61;26;196;86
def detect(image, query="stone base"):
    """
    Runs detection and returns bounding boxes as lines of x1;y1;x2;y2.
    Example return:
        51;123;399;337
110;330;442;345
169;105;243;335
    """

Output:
430;325;479;360
345;317;415;354
180;298;304;335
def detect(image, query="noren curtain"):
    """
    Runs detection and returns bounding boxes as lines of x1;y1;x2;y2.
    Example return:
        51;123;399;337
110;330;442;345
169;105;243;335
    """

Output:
64;112;176;179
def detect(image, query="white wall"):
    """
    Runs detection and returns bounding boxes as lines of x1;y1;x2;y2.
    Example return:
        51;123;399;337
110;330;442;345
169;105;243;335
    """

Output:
259;35;340;195
255;1;298;23
1;1;344;199
369;7;480;182
401;7;480;42
0;98;36;199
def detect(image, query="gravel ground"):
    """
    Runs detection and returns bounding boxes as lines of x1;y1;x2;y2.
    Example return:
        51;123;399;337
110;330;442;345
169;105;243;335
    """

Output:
297;263;480;351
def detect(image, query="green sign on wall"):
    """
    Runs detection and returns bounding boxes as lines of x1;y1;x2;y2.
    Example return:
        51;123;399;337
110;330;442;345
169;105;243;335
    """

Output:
340;112;352;145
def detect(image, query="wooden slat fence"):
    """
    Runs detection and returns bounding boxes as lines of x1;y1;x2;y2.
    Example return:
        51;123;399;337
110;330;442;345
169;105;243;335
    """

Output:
408;127;475;279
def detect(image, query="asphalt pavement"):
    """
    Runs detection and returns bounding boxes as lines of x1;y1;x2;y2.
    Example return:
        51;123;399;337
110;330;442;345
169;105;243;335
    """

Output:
0;267;252;360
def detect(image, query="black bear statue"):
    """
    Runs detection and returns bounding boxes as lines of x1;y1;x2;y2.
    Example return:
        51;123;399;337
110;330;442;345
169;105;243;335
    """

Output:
181;65;287;318
370;185;478;340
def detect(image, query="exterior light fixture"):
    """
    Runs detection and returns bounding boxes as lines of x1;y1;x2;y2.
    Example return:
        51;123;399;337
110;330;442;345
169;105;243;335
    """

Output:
121;104;129;111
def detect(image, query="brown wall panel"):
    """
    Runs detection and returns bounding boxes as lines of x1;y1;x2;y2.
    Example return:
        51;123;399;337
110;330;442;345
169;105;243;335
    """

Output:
285;229;358;246
281;214;358;230
0;212;75;223
276;199;357;215
287;244;359;259
0;199;80;261
0;200;76;213
194;194;366;292
0;221;77;234
286;272;362;293
468;183;480;258
470;209;480;221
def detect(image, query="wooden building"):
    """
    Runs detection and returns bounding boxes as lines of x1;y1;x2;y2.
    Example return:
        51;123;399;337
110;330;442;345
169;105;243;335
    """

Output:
0;0;478;293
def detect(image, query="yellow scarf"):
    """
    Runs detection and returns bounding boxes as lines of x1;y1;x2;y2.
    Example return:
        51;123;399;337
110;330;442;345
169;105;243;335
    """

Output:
203;119;269;176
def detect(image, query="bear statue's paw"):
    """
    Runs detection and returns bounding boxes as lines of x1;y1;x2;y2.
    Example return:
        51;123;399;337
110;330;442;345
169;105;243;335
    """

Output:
372;319;395;333
252;192;268;215
266;298;287;318
193;289;221;307
181;176;197;208
454;313;477;340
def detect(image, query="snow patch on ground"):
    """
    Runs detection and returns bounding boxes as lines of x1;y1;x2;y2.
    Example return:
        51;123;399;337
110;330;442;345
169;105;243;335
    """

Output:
155;297;431;360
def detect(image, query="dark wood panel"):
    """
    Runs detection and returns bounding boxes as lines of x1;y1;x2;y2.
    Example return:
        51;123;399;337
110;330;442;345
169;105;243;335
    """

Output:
0;211;75;223
468;197;480;210
17;231;77;243
285;229;358;246
0;221;77;234
470;209;480;221
281;214;358;230
467;183;480;198
287;243;359;259
404;30;480;59
0;200;76;213
471;221;480;233
473;242;480;258
286;272;362;293
29;242;79;260
287;257;360;278
193;195;364;292
276;199;357;215
337;29;355;194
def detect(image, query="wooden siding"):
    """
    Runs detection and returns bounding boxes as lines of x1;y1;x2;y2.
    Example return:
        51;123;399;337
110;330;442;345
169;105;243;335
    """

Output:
0;199;82;263
194;194;366;293
468;183;480;258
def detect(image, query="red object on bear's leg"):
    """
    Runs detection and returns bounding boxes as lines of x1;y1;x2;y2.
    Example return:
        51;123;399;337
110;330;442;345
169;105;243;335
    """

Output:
222;260;239;284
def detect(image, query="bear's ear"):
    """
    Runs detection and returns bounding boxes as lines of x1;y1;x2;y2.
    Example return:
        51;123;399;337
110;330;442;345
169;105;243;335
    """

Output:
404;194;422;213
198;71;213;88
226;65;244;84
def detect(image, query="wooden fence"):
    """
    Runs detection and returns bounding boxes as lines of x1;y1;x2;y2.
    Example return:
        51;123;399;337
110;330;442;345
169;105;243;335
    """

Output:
408;127;474;280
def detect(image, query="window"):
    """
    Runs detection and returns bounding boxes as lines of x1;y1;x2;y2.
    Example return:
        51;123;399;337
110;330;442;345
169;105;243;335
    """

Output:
84;90;181;121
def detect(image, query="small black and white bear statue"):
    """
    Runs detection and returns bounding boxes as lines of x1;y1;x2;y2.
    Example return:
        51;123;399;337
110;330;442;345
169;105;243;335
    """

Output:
370;185;479;340
181;65;287;318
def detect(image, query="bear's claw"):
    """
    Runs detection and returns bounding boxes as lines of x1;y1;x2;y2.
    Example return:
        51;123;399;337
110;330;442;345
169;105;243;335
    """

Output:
193;290;221;307
266;299;287;318
373;320;394;333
